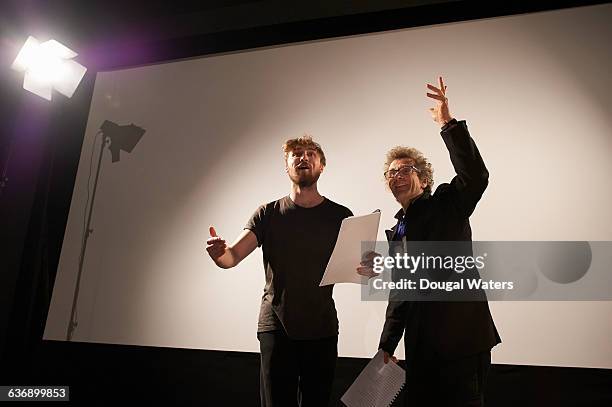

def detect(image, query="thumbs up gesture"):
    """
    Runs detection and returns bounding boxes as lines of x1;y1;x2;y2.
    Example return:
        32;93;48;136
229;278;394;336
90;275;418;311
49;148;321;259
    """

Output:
206;226;227;261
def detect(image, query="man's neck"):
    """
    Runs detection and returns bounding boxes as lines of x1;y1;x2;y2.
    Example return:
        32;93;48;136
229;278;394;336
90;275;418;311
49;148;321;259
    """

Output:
400;191;425;212
290;183;324;208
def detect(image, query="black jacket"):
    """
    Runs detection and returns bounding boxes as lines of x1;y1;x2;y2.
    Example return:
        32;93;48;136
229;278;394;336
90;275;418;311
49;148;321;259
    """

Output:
378;119;501;364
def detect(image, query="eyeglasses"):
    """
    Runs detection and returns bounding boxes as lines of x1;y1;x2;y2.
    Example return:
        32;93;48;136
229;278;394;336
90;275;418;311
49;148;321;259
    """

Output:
384;165;420;180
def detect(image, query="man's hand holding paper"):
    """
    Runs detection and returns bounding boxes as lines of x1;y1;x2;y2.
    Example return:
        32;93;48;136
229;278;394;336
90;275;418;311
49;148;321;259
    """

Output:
319;211;381;286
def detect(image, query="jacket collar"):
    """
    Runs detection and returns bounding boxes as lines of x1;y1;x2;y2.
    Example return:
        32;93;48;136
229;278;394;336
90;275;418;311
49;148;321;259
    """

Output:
393;190;431;220
386;190;431;241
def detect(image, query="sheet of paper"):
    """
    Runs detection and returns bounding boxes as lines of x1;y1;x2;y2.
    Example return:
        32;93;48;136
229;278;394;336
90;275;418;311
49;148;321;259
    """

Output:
319;211;381;286
341;349;405;407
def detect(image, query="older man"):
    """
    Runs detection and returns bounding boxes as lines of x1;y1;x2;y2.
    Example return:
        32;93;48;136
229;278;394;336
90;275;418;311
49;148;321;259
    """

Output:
358;77;501;406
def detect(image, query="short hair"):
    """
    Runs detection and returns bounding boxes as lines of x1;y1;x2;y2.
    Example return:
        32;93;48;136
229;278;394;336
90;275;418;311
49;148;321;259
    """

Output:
282;134;326;166
384;146;434;193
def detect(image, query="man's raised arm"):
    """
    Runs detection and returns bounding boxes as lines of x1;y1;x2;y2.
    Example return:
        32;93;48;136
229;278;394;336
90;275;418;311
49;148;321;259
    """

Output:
427;76;489;217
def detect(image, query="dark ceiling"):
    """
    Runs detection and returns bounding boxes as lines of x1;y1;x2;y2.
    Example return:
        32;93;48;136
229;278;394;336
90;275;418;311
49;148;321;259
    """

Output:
0;0;608;71
1;1;451;53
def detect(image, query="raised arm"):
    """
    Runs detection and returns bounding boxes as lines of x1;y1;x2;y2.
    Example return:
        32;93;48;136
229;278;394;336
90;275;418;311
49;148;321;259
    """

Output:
427;76;489;217
206;226;258;269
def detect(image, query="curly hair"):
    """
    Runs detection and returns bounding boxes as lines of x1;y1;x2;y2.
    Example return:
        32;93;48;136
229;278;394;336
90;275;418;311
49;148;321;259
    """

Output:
282;134;326;166
384;146;434;193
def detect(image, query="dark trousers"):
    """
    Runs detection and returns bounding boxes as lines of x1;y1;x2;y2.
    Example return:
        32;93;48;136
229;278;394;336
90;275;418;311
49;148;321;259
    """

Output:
257;330;338;407
404;351;491;407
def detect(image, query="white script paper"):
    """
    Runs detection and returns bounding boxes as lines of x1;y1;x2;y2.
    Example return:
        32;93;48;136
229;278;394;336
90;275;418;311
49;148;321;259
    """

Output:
341;349;405;407
319;211;381;286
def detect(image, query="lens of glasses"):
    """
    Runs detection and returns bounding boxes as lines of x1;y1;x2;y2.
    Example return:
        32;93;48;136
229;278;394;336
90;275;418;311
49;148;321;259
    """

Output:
384;166;418;179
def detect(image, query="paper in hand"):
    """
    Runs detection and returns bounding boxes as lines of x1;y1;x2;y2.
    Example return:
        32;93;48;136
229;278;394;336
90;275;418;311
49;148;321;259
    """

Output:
341;349;405;407
319;211;381;286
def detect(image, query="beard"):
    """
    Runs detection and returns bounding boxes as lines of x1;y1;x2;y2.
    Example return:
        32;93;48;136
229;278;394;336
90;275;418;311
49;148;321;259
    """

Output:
289;169;321;187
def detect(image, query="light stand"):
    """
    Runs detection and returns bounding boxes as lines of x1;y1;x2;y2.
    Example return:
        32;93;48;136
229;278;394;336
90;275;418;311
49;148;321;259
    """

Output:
66;120;144;341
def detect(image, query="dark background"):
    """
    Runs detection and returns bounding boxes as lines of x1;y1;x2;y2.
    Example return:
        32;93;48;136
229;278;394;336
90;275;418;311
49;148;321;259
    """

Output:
1;0;611;405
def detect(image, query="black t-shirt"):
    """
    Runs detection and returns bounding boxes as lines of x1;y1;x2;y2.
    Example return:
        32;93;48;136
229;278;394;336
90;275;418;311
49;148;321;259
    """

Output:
245;195;353;339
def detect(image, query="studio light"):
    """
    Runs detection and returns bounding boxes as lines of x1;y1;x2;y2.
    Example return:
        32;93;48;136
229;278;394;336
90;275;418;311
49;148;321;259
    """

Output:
100;120;146;163
11;35;87;100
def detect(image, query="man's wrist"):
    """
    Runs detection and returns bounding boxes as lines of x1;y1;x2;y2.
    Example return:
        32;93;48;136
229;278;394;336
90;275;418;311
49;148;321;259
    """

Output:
441;117;457;130
379;345;394;355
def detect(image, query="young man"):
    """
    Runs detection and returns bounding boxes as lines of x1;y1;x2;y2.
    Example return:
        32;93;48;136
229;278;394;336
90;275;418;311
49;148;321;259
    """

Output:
206;136;352;407
358;77;501;406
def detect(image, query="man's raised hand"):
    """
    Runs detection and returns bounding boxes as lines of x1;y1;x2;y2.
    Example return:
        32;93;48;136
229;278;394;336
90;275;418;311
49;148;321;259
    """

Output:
426;76;453;127
206;226;227;262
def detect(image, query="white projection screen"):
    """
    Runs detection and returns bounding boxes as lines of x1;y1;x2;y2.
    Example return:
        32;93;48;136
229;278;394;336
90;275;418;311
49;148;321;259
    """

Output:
44;4;612;369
